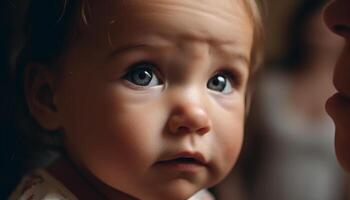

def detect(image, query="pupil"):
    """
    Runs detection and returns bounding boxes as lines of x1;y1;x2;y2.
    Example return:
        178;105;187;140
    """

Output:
131;68;153;86
208;75;226;91
138;71;147;79
213;78;220;86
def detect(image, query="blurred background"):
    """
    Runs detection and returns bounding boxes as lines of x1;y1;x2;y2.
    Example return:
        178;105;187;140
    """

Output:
0;0;30;199
214;0;348;200
0;0;347;199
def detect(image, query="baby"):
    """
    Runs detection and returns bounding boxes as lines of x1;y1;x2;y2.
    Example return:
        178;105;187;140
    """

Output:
10;0;263;199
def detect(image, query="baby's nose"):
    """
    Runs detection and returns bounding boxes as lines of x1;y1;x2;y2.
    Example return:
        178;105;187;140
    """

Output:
167;102;211;136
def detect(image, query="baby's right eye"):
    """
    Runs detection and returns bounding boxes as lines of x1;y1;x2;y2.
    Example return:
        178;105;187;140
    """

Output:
123;62;162;87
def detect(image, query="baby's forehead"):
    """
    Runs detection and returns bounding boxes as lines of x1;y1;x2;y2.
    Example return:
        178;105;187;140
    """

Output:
58;0;254;73
81;0;253;45
84;0;249;23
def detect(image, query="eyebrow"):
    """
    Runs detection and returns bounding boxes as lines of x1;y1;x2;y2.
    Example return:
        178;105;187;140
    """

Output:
223;51;250;67
108;43;154;58
107;37;173;59
210;42;250;68
107;38;250;67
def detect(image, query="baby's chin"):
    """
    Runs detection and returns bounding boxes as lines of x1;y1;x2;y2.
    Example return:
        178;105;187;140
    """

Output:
87;158;229;199
137;171;225;200
103;175;214;200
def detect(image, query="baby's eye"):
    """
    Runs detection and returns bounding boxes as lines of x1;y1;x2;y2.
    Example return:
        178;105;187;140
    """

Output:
207;73;233;94
123;62;161;87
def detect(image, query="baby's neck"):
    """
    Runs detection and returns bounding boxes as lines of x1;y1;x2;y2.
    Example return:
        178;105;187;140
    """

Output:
47;156;138;200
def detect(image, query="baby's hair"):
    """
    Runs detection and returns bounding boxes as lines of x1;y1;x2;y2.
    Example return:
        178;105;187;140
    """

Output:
243;0;264;74
14;0;85;169
241;0;265;113
14;0;264;169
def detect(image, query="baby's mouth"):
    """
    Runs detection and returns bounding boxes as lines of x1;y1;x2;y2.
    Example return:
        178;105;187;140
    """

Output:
156;151;207;167
158;157;205;165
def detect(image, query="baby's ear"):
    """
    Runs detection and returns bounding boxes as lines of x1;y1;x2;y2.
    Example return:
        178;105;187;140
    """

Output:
25;64;60;131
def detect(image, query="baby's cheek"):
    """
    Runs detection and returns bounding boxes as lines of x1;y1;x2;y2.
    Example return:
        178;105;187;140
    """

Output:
208;118;244;185
221;126;243;169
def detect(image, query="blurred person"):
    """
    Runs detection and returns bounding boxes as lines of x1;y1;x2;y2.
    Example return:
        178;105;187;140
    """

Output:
251;1;345;199
221;0;346;200
324;0;350;173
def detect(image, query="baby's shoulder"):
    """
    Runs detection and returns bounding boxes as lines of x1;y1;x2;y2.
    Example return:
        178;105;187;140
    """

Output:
8;170;77;200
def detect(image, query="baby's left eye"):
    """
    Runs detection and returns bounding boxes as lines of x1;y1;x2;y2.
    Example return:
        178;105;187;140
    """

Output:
207;73;233;94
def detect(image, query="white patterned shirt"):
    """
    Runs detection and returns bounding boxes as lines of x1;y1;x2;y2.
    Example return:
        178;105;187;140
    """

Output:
9;170;214;200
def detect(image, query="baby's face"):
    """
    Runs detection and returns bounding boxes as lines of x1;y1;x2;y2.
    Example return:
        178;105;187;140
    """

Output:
55;0;253;199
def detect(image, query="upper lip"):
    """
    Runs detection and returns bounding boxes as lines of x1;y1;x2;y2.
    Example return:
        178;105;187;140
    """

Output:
158;151;207;165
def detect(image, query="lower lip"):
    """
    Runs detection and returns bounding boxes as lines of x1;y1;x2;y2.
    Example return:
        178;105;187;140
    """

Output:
155;160;205;172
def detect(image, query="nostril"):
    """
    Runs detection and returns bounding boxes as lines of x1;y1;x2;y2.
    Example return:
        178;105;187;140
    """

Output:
175;126;209;135
178;126;190;133
196;127;210;135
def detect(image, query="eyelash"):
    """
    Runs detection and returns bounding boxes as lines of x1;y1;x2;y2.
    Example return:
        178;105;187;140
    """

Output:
122;60;242;89
216;68;242;88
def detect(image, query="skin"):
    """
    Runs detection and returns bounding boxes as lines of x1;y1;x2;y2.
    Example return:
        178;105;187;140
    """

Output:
324;0;350;172
26;0;253;199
